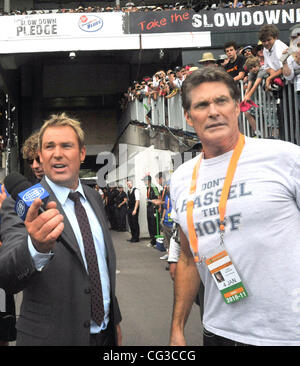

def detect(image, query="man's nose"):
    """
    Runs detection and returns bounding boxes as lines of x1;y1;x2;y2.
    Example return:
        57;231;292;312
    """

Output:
32;158;40;169
53;146;63;157
208;102;219;117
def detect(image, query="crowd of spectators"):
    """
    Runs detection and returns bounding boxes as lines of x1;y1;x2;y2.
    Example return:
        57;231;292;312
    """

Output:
0;0;298;16
121;23;300;137
120;43;259;112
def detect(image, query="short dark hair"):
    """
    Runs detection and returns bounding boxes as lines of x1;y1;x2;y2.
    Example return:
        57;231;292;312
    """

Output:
258;25;279;42
224;41;238;52
155;171;166;180
181;67;241;112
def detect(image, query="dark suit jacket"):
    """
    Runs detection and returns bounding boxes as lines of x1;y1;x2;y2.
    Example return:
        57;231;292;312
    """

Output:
0;178;121;346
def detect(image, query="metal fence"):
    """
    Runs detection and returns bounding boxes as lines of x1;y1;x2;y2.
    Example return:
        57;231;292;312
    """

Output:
124;81;300;145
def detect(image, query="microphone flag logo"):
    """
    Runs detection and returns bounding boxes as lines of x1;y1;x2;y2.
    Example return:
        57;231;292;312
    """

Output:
15;183;50;221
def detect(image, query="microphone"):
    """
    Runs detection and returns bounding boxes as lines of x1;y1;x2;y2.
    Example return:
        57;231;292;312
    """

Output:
4;173;73;256
4;172;49;221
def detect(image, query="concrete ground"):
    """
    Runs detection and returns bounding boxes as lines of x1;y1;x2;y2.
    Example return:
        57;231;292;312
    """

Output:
113;230;203;346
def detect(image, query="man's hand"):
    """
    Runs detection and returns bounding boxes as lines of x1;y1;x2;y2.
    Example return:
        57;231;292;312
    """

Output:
116;324;122;346
170;331;187;346
169;262;177;281
169;227;201;346
265;76;272;91
25;198;64;253
151;198;163;206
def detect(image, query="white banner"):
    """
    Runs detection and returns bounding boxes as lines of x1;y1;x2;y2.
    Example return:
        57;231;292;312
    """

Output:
0;12;124;40
0;12;124;53
0;13;211;53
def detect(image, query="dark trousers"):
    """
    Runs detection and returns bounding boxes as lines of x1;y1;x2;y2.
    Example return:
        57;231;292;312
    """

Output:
90;322;115;346
116;206;127;231
127;208;140;240
203;329;253;346
0;293;16;342
147;205;158;245
107;205;117;230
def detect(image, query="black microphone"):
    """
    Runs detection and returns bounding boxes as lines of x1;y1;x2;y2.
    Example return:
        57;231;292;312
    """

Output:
4;172;49;220
4;172;32;201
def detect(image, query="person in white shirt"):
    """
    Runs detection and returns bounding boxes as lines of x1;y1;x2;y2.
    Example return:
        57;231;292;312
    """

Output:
258;24;287;91
169;66;186;90
169;66;300;346
283;48;300;110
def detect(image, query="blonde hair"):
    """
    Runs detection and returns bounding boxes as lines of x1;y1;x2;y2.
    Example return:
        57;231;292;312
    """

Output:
39;113;85;150
22;131;40;159
245;56;260;70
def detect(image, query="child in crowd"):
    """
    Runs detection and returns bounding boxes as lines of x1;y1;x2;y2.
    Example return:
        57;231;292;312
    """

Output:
258;24;287;91
243;57;268;101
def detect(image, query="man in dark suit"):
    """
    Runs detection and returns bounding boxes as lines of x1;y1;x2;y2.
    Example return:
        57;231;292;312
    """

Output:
126;179;140;242
115;185;127;232
0;113;122;346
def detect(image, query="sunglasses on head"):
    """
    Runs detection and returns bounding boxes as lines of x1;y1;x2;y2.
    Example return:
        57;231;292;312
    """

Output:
27;156;40;165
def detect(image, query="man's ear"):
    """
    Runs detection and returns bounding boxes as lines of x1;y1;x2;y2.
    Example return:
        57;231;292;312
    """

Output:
80;146;86;163
184;110;194;128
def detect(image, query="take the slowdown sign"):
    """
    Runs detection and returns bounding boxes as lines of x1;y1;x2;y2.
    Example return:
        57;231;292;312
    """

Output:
1;4;296;54
126;4;300;34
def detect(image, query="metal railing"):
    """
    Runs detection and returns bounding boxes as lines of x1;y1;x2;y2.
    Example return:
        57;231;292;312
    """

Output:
123;81;300;145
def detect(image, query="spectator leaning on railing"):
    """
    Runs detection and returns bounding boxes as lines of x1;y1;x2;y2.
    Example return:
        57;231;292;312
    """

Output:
243;56;268;102
166;66;186;98
258;24;287;92
223;41;246;82
282;48;300;110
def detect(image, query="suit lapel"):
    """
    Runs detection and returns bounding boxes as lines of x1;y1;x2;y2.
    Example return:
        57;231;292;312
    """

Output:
40;178;85;267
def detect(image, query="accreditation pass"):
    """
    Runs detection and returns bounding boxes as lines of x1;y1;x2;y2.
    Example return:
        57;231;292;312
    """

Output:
206;250;248;304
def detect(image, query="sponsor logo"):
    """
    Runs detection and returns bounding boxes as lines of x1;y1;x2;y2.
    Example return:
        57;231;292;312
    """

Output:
23;187;45;202
16;200;26;217
78;15;103;32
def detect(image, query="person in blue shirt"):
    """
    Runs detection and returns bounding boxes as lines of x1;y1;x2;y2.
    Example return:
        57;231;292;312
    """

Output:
160;181;173;261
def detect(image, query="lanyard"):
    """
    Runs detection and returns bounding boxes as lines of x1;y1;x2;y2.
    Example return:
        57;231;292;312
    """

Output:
187;133;245;263
161;185;167;201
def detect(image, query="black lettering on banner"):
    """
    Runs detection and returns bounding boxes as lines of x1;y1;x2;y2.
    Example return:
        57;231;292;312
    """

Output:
16;18;58;37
